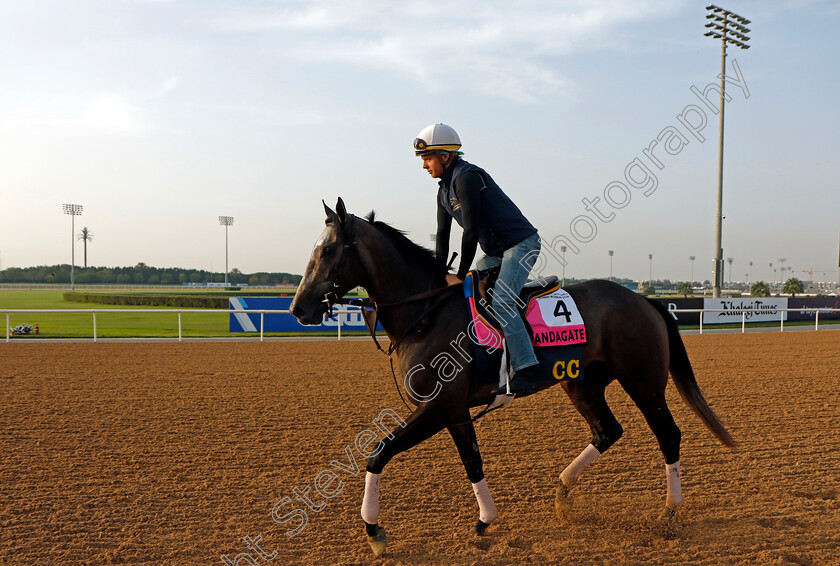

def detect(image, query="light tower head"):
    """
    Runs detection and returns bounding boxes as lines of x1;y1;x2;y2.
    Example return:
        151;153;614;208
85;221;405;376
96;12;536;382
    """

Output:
63;204;83;215
704;5;751;50
219;216;234;226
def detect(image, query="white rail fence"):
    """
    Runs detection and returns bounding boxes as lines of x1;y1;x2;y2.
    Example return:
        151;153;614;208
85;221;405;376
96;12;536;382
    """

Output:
2;307;839;343
2;308;362;343
674;308;839;334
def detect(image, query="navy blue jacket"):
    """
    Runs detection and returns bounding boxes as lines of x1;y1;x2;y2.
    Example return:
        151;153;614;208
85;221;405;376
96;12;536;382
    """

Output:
437;160;537;266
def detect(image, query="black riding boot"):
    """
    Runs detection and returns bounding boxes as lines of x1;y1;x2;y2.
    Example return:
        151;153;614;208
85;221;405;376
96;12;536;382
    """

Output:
492;365;540;396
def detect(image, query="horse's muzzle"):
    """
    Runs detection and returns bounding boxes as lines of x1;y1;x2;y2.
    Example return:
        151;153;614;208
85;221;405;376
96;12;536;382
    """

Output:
290;302;326;325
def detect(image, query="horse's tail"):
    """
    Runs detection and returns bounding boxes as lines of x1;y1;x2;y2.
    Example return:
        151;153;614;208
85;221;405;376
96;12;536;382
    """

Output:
646;299;735;448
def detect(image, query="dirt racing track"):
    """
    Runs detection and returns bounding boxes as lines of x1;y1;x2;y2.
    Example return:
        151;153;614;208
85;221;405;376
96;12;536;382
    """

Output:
1;331;839;565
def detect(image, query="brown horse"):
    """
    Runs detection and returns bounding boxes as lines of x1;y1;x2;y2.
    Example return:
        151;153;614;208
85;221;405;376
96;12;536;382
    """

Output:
290;198;734;556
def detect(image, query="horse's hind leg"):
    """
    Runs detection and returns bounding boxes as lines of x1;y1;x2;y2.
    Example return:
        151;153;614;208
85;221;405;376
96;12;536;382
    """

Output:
636;394;683;514
621;379;683;517
447;419;497;536
557;371;624;518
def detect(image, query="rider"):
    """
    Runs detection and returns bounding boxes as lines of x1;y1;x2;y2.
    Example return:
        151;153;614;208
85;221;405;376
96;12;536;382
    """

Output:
414;123;542;395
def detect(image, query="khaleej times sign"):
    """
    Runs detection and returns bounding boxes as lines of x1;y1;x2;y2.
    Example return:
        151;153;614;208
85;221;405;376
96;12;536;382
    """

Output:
229;297;380;332
702;298;789;325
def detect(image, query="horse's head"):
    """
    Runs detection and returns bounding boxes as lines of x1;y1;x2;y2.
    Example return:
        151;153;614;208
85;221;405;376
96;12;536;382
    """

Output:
290;197;366;325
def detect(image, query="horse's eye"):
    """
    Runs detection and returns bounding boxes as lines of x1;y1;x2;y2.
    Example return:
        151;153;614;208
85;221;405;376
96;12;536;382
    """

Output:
322;246;333;256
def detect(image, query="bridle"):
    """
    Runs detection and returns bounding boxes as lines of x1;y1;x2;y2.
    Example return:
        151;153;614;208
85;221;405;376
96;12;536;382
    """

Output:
322;213;459;350
319;213;459;412
320;214;361;318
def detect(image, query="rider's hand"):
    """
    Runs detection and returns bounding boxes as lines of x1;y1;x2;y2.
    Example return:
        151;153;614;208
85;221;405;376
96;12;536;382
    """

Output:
445;274;463;286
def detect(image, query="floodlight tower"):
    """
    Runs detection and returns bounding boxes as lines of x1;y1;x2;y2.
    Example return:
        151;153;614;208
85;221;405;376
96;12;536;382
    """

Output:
705;5;751;298
689;255;696;283
608;250;614;282
560;245;567;286
219;216;234;287
62;204;83;290
648;254;653;287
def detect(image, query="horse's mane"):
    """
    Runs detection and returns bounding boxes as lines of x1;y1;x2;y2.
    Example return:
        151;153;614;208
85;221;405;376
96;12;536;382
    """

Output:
363;210;447;273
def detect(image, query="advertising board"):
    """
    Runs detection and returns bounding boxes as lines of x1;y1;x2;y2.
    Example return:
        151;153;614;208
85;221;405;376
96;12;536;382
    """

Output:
702;298;788;325
229;297;379;332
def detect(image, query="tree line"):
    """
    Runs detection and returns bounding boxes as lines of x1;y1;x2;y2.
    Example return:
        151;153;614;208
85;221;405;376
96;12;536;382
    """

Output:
0;263;302;286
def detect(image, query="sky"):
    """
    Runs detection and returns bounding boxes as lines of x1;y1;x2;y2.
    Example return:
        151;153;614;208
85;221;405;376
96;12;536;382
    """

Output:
1;0;838;285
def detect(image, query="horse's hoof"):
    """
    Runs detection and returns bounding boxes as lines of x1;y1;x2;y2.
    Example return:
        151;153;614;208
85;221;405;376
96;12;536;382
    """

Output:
658;507;677;521
367;525;387;556
655;507;681;539
555;483;572;521
470;519;490;536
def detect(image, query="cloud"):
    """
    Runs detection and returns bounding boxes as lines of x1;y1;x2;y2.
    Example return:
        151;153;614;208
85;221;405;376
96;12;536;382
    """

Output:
0;94;153;136
149;76;181;99
209;0;687;102
77;94;151;135
197;101;333;126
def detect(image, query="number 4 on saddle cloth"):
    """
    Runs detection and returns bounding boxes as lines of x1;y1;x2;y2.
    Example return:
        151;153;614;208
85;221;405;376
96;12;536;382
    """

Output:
462;270;586;390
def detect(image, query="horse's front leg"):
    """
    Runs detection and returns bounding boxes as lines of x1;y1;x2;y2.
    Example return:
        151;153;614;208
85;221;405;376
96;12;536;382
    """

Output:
448;419;498;536
361;406;446;556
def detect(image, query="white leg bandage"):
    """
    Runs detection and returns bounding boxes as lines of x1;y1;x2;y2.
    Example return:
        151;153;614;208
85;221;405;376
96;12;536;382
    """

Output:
471;479;498;523
361;472;380;524
665;461;683;510
560;444;601;488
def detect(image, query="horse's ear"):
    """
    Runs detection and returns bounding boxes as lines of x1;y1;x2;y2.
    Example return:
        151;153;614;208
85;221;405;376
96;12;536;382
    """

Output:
335;197;348;226
323;200;336;222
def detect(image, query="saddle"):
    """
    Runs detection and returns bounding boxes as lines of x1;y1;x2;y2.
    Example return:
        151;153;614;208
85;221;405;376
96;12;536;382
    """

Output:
463;268;586;394
467;266;560;334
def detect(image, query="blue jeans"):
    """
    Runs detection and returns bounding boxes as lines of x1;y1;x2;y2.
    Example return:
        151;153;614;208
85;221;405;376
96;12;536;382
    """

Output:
475;232;541;371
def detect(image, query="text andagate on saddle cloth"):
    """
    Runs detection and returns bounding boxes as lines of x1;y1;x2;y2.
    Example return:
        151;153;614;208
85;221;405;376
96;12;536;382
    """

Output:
525;287;586;347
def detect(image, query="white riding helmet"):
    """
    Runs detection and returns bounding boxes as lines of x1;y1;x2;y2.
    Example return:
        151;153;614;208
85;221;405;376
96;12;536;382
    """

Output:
414;123;463;156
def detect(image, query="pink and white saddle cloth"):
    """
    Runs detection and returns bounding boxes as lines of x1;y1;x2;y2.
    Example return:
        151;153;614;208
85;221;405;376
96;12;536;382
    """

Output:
463;271;587;349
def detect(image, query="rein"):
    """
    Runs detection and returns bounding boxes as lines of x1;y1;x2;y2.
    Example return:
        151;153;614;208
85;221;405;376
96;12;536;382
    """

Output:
332;285;458;354
321;214;459;413
363;285;461;415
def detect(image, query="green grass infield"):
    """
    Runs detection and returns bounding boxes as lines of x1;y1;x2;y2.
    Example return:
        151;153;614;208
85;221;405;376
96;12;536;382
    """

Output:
0;289;364;339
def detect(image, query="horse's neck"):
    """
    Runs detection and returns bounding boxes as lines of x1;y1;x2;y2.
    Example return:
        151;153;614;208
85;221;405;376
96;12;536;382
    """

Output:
357;238;439;339
364;261;435;308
